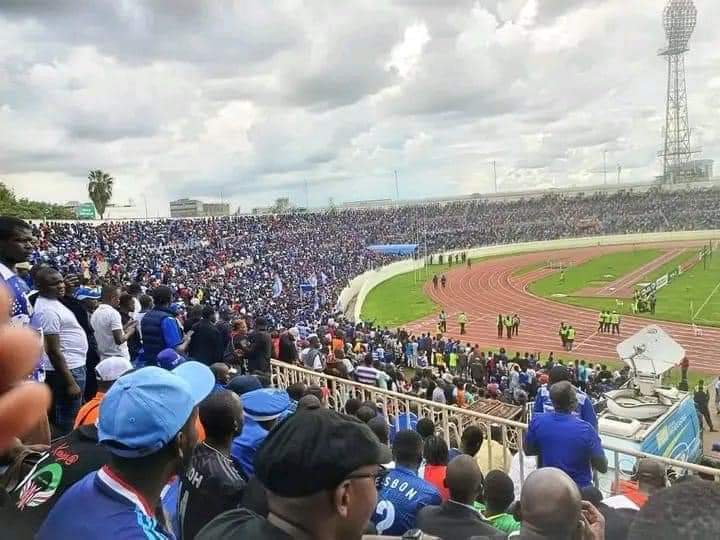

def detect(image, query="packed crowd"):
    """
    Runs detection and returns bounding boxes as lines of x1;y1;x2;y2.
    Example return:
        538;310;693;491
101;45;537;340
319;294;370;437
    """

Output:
2;183;720;540
28;187;720;328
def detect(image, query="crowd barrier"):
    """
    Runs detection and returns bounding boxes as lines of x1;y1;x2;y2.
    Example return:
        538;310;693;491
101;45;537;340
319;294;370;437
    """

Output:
342;229;720;322
270;360;720;495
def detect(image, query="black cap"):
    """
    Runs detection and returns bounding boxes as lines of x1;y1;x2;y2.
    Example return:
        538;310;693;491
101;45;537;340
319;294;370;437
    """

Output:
549;365;570;384
255;409;392;497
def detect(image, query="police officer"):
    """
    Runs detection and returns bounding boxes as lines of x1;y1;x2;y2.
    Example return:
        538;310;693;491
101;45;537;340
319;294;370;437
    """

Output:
504;315;513;339
512;313;520;336
497;314;504;338
231;387;290;478
533;365;597;430
611;311;621;335
458;312;468;335
565;325;576;351
597;311;605;333
559;323;568;348
438;310;447;333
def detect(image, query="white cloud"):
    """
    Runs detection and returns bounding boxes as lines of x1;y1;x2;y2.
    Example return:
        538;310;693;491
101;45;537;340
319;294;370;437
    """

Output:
0;0;718;214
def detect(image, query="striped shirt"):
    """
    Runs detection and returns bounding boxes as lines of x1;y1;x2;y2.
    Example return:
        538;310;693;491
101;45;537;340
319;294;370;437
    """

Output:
355;365;380;385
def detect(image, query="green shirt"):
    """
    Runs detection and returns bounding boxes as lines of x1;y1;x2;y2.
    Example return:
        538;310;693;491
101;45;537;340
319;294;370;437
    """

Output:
487;513;521;534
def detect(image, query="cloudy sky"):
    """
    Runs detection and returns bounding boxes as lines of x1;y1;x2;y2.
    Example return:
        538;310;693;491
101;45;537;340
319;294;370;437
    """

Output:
1;0;718;215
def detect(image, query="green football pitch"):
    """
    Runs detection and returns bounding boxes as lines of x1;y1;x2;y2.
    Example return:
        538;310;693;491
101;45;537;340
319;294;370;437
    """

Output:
530;248;720;327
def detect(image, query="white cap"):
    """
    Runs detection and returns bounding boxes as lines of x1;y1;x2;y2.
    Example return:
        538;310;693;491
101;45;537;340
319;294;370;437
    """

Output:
95;356;133;382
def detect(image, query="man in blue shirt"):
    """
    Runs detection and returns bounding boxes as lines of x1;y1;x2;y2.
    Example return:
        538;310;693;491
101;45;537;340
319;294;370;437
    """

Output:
140;286;191;366
525;381;607;488
37;361;215;540
231;387;290;477
534;365;597;430
372;430;442;535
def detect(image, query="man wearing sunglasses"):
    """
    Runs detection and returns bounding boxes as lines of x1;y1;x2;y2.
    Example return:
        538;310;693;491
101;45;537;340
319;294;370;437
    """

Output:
197;409;392;540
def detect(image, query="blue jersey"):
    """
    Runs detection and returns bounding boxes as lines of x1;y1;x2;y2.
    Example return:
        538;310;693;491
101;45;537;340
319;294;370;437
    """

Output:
0;263;32;326
37;467;174;540
525;412;604;488
533;384;597;430
231;418;268;478
372;466;441;535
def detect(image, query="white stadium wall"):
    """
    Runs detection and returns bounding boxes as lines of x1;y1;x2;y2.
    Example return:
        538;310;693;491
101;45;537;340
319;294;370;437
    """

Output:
346;229;720;322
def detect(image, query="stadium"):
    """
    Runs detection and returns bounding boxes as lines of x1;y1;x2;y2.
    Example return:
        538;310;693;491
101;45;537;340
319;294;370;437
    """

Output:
3;1;720;539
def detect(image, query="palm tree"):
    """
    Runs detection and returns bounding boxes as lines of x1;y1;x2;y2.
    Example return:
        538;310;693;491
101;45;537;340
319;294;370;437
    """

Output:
87;170;114;219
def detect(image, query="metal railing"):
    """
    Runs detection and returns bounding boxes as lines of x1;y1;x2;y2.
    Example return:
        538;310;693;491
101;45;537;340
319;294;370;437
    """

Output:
271;360;720;493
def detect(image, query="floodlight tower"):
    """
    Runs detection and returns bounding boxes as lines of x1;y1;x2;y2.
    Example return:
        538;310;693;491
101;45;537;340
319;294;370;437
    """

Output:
658;0;697;180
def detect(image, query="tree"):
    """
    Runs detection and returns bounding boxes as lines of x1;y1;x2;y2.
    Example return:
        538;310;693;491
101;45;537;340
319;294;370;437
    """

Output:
87;169;114;219
0;183;73;219
271;197;291;214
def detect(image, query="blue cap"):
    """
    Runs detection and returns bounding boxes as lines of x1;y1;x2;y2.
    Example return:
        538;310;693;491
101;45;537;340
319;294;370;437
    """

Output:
74;287;101;301
98;362;214;458
242;388;291;422
157;348;184;370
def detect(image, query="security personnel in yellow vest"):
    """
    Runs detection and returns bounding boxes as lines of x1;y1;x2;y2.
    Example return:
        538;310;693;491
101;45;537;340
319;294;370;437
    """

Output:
504;315;513;339
458;312;468;335
610;311;621;335
559;323;568;348
598;311;605;333
566;325;576;351
497;314;504;338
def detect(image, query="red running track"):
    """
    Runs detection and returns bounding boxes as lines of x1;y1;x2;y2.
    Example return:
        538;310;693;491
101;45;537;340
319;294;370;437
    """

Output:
405;244;720;373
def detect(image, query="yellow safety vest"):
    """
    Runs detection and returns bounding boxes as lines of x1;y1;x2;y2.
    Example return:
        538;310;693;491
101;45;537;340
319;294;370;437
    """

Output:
567;328;576;340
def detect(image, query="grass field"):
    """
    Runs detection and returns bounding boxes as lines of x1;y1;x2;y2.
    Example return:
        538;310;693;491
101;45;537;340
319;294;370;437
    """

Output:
527;249;662;297
360;264;442;327
532;250;720;326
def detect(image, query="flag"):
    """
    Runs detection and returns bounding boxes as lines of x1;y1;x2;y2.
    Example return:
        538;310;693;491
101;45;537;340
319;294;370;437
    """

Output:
272;274;283;298
307;273;318;288
320;271;328;285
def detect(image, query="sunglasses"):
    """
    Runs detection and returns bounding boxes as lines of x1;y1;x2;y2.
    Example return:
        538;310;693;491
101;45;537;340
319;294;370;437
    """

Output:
346;467;390;489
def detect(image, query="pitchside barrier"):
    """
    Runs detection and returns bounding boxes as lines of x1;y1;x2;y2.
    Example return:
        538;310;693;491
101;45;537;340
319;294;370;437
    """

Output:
271;360;720;494
343;230;720;321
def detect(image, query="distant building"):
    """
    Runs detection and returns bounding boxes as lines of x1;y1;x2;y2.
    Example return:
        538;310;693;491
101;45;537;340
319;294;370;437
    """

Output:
169;198;230;218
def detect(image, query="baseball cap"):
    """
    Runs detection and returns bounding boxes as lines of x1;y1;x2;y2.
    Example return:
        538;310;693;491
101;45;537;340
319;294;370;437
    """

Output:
98;362;214;458
255;409;392;497
95;356;133;382
74;287;101;301
242;388;290;421
157;348;184;370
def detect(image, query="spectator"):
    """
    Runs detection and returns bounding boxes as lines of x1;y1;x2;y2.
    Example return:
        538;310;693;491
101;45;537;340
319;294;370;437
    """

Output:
61;280;102;402
126;282;143;315
482;470;521;534
297;394;323;411
245;317;272;374
32;267;89;435
371;429;441;535
232;388;290;477
345;398;362;416
2;411;112;538
366;415;392;468
356;405;378;423
140;286;191;366
197;409;391;540
227;374;262;397
91;285;136;362
628;479;720;540
525;381;607;488
355;353;380;386
286;381;307;412
581;486;636;540
422;435;450;500
36;362;215;540
188;305;225;366
608;458;667;509
416;455;503;540
460;425;483;458
300;334;325;372
278;327;299;364
179;389;246;540
475;425;512;474
416;417;436;439
534;365;598;430
210;362;231;393
74;356;133;428
515;468;605;540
